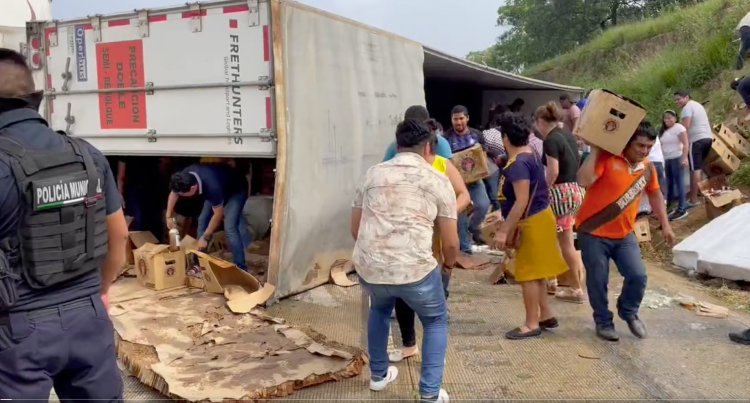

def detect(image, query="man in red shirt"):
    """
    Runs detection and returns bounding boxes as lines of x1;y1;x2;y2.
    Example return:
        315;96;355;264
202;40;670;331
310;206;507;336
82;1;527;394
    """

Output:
576;121;675;342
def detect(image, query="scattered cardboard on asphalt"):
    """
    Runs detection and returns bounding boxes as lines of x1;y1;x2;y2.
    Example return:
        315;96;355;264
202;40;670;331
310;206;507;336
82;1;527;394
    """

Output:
330;260;358;287
455;253;491;270
112;282;365;401
225;283;276;314
676;294;730;319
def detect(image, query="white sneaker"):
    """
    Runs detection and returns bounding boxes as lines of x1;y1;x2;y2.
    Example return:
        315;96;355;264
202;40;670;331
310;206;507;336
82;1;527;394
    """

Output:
421;388;450;402
369;366;398;391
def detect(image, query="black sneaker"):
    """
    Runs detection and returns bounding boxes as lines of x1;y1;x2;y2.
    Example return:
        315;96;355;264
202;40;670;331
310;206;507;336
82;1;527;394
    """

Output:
669;209;688;221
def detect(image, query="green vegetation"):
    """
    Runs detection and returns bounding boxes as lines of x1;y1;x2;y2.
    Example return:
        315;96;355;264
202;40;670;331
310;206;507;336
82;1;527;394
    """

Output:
730;161;750;187
525;0;749;124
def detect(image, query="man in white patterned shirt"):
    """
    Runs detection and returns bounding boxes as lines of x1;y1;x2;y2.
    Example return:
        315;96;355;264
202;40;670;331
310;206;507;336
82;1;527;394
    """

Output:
351;119;458;403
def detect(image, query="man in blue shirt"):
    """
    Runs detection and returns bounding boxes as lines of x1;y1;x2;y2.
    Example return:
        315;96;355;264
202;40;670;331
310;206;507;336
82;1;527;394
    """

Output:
442;105;499;253
166;164;252;269
383;105;452;161
0;48;128;400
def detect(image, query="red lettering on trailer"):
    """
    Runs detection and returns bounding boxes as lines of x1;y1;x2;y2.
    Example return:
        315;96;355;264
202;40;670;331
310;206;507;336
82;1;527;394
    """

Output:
229;19;238;29
81;24;93;30
265;97;272;129
108;19;130;27
223;5;249;14
263;25;269;62
181;9;207;19
95;40;147;129
44;28;56;56
148;15;167;23
46;74;52;89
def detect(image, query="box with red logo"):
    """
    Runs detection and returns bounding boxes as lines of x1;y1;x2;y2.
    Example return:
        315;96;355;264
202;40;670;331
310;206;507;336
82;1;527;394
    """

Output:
573;89;647;155
451;144;489;184
134;243;186;290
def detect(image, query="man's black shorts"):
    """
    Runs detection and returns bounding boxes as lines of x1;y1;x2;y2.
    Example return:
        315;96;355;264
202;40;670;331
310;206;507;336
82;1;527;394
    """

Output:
689;138;713;171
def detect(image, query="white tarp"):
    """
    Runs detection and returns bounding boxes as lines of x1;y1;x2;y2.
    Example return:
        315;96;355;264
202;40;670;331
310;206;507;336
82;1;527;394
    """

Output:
672;203;750;281
270;2;425;298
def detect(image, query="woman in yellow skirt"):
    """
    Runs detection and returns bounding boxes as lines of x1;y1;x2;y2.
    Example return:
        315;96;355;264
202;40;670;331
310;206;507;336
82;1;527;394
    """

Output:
492;113;568;339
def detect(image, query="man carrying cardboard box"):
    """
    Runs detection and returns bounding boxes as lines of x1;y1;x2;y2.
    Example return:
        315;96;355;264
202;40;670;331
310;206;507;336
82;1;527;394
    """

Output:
674;90;713;207
166;163;252;270
576;121;675;342
443;105;500;253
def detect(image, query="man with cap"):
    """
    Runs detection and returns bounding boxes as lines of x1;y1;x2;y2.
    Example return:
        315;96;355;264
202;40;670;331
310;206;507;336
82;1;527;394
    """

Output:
0;48;127;400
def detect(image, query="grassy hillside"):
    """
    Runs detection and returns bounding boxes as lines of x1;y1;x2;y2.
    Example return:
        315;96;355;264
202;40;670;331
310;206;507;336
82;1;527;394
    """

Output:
526;0;750;184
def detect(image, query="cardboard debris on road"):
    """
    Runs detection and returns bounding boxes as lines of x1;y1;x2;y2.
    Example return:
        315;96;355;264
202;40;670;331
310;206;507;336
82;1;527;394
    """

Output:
455;253;491;270
225;283;277;314
330;260;358;287
112;282;364;402
676;294;730;319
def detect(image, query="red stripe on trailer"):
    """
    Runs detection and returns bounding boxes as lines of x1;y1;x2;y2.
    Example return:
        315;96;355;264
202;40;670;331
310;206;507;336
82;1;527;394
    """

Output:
265;97;272;129
223;5;249;14
229;19;238;29
44;28;55;56
263;25;270;62
46;74;52;90
148;14;167;23
182;9;207;19
81;23;93;30
108;19;130;27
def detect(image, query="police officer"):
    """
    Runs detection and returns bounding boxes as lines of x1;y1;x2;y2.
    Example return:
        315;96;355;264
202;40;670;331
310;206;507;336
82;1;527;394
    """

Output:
0;49;127;400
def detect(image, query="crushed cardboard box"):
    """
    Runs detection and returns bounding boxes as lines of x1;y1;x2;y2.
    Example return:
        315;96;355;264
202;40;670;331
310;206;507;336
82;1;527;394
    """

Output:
330;260;358;287
188;250;273;314
705;137;741;175
111;283;364;401
698;175;745;219
455;253;491;270
715;125;750;158
134;243;186;291
574;89;647;155
676;294;730;319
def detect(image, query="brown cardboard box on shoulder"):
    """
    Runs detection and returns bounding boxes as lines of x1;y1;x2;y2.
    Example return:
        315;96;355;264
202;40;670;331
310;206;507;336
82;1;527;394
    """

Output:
573;89;647;156
134;243;187;290
451;144;489;184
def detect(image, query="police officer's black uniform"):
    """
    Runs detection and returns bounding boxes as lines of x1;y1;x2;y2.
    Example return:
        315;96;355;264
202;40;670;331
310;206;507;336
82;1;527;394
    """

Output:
0;97;123;400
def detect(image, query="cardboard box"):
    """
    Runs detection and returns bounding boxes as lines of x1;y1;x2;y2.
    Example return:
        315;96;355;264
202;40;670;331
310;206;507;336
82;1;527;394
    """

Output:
189;250;260;294
634;218;651;243
715;125;750;158
699;176;744;220
573;89;647;156
451;144;489;184
479;211;504;244
705;137;741;176
126;231;159;266
134;243;187;290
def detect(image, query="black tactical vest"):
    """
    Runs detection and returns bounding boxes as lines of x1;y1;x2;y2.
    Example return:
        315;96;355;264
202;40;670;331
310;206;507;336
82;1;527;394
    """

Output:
0;130;107;289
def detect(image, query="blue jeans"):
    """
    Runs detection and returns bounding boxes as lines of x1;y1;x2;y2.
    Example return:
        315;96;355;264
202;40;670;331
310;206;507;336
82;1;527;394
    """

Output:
665;158;687;211
361;268;447;397
483;169;501;212
579;233;647;329
653;161;667;200
737;26;750;70
198;192;252;269
459;180;490;251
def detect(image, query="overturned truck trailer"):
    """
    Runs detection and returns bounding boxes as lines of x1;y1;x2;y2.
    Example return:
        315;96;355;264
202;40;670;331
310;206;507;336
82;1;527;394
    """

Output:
25;0;580;301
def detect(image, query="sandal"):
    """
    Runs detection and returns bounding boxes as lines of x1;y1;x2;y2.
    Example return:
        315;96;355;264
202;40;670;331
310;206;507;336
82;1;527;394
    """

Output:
504;326;542;340
546;279;558;295
388;346;419;362
555;288;585;304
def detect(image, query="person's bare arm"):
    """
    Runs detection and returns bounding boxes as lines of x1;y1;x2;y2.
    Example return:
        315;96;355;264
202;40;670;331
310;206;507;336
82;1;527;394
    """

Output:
203;205;224;239
116;161;126;198
680;131;690;166
577;146;601;187
545;155;559;186
100;209;129;296
445;163;471;213
496;179;530;244
165;191;179;229
436;217;458;268
681;116;692;131
351;208;363;240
